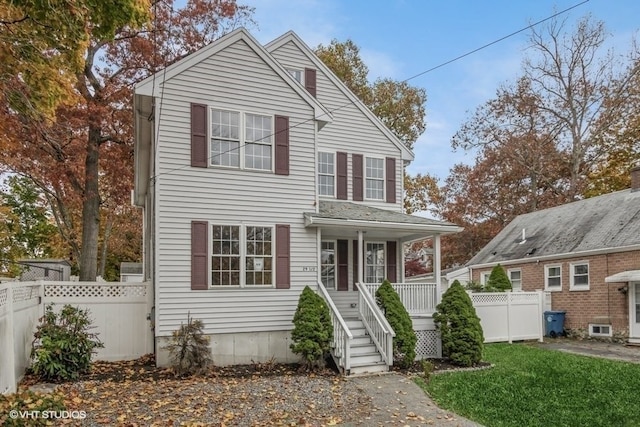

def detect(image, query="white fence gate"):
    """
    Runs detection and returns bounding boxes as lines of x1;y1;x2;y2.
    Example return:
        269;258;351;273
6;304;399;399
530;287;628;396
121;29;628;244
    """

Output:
1;281;153;395
470;291;548;343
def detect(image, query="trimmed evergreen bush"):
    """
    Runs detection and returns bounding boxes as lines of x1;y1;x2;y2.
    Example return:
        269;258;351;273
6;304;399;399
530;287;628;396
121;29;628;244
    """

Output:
486;264;512;292
164;313;213;376
375;279;416;368
290;286;333;369
31;304;103;381
433;280;484;367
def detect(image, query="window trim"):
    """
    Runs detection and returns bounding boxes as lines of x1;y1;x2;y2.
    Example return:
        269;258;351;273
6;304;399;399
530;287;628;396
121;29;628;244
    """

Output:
321;239;337;290
589;324;612;337
318;151;336;198
365;156;385;201
286;69;304;84
508;268;522;291
544;264;562;291
209;222;275;288
569;261;590;291
209;107;274;173
364;241;386;283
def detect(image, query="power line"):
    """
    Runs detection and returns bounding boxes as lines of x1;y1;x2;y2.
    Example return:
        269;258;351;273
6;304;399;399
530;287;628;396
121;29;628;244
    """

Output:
148;0;589;182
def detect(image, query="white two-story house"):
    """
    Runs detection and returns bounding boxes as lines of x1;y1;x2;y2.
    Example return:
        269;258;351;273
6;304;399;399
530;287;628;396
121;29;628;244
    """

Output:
134;28;461;374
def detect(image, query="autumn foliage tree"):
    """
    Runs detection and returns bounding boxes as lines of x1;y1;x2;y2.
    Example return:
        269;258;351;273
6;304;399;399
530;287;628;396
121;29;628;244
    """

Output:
0;0;253;280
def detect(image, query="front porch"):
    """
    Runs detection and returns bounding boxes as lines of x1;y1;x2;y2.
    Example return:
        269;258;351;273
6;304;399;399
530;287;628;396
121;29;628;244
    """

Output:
304;201;462;374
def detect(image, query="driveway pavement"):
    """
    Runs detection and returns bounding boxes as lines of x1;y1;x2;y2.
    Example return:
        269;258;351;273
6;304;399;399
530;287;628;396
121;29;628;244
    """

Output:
537;338;640;364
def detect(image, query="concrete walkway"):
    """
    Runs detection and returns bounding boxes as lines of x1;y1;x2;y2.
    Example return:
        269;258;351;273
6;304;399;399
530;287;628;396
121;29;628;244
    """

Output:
537;338;640;364
346;373;482;427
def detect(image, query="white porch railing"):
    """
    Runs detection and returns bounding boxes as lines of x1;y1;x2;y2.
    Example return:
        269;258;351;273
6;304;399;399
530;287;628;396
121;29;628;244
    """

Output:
355;282;395;366
316;281;352;372
364;282;438;316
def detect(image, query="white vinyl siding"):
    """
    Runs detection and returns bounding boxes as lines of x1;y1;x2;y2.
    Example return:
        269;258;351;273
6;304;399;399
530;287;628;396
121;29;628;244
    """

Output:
153;38;318;336
570;262;589;291
269;40;403;211
545;264;562;291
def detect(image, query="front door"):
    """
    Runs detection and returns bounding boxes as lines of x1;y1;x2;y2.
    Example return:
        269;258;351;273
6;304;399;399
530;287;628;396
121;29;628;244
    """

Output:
631;282;640;342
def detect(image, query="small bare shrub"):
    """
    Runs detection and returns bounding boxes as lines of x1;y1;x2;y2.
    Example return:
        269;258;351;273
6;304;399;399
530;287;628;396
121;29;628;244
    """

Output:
164;314;213;376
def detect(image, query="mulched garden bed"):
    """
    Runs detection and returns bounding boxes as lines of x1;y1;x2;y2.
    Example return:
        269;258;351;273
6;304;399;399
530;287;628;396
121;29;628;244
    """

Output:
14;355;490;426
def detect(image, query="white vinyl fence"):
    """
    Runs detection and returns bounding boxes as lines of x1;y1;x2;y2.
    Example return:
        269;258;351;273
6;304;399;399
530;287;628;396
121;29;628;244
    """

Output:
470;291;549;343
1;281;153;395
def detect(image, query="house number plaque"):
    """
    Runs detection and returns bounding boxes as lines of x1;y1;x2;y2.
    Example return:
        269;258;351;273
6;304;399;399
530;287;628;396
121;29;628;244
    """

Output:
302;266;317;272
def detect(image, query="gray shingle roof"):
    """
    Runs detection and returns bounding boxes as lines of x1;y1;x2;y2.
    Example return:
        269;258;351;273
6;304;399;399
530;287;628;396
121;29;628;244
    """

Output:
306;200;459;228
467;189;640;266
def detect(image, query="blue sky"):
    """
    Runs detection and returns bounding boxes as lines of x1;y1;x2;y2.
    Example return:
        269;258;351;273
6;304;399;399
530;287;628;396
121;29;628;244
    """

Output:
247;0;640;181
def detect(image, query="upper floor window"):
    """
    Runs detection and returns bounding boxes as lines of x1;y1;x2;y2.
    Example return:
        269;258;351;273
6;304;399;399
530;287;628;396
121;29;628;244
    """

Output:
570;262;589;290
210;109;272;171
318;152;335;196
287;69;303;83
365;157;384;200
508;269;522;291
545;264;562;291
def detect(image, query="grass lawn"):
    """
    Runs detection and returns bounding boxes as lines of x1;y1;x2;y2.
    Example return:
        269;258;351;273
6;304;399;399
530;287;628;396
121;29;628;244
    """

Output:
416;343;640;427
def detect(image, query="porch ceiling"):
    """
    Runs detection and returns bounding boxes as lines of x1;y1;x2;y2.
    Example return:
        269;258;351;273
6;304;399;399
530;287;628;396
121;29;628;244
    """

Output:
304;201;463;240
605;270;640;283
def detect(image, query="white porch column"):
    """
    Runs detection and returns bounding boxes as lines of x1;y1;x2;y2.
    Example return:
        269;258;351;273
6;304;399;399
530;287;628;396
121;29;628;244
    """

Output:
357;230;364;284
434;234;442;304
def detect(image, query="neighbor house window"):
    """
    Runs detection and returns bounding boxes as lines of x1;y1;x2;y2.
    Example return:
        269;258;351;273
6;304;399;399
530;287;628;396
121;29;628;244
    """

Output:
321;241;336;288
589;324;612;337
211;224;273;287
508;269;522;291
365;242;385;283
318;152;335;196
480;271;491;286
365;157;384;200
210;109;272;171
545;264;562;291
570;262;589;290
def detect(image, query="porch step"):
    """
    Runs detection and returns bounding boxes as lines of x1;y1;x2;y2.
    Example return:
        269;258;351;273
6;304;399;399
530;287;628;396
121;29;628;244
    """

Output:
349;359;388;375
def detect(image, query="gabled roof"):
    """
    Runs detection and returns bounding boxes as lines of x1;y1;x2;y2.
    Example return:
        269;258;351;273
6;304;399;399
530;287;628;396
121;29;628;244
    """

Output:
265;31;414;162
467;189;640;267
135;28;333;125
304;201;462;235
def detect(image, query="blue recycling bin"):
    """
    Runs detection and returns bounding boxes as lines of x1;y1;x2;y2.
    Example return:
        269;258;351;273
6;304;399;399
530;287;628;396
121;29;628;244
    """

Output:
544;311;566;337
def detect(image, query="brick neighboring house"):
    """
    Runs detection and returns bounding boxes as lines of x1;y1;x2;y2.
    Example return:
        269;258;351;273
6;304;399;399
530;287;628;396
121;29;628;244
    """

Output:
465;167;640;341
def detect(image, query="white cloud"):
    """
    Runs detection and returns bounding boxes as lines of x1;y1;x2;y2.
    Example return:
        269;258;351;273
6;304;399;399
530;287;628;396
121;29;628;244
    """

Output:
360;48;402;81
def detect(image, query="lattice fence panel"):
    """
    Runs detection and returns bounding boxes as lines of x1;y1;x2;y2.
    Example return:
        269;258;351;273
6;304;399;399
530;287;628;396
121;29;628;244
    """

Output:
44;284;148;299
415;329;440;359
510;293;539;303
12;285;40;303
471;293;507;304
0;287;8;310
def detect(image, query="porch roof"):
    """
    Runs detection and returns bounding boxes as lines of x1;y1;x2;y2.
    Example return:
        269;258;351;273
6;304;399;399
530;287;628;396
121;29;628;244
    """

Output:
304;201;462;238
605;270;640;283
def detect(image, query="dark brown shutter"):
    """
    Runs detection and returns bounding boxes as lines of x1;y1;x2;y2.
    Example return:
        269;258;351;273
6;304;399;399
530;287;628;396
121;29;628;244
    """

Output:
275;224;290;289
305;68;317;97
385;157;396;203
352;240;359;290
386;240;397;282
275;115;289;175
337;239;348;291
336;151;347;200
352;154;363;201
191;221;208;290
191;103;207;168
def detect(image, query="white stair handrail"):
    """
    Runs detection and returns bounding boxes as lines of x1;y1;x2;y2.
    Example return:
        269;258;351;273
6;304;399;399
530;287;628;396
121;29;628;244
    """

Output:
316;281;353;372
355;282;395;366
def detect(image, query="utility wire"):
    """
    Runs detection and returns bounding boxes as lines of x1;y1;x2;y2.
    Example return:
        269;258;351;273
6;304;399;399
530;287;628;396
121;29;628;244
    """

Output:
148;0;589;183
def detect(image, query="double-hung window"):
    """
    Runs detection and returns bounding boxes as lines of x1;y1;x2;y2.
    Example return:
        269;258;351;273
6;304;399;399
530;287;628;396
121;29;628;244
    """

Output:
365;157;384;200
508;269;522;291
545;264;562;291
570;262;589;290
211;224;273;287
210;109;272;171
318;152;335;196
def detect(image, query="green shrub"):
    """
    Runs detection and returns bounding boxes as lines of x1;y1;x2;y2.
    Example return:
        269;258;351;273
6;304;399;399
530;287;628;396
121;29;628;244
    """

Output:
290;286;333;369
433;280;484;367
164;314;213;376
31;304;103;381
464;280;485;292
0;390;67;426
375;279;416;368
486;264;512;292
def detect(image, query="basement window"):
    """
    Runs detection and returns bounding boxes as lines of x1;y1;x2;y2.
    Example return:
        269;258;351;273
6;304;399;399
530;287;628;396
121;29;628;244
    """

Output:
589;324;612;337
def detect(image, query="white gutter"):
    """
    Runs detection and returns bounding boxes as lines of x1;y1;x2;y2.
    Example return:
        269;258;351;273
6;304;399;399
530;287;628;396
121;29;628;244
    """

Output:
469;244;640;270
304;215;463;234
